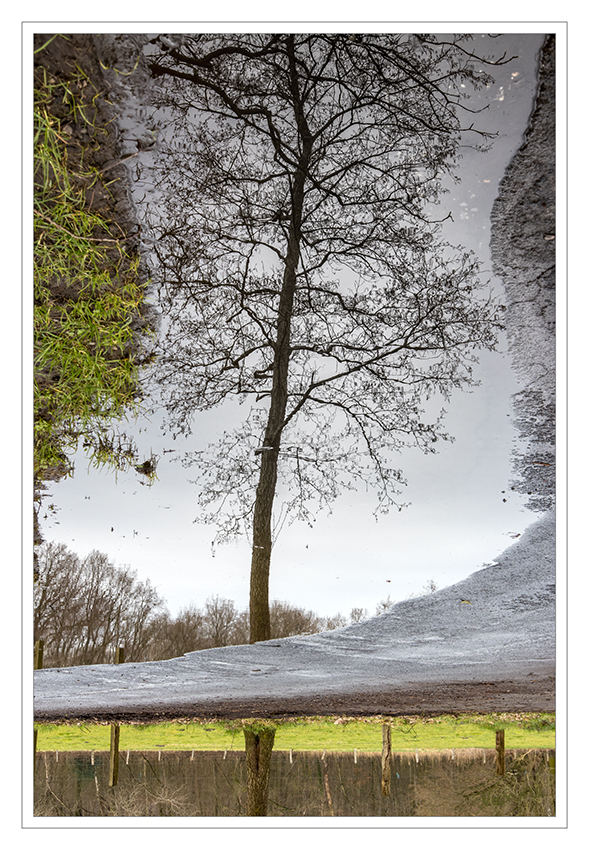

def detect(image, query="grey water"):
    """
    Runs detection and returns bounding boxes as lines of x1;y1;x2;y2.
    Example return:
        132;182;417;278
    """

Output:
39;32;548;618
34;748;555;818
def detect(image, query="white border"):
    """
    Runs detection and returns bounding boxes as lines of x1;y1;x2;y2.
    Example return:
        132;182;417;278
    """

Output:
15;10;574;841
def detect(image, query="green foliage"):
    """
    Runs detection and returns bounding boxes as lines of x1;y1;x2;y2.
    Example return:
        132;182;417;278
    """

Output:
33;47;152;485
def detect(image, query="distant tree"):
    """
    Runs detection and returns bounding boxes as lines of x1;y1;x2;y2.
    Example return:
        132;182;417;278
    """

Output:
350;607;369;623
405;578;441;600
33;542;86;666
170;604;207;653
268;599;322;637
34;542;164;667
376;595;395;616
203;595;242;647
139;610;175;660
139;597;346;660
145;34;507;643
34;542;354;665
319;612;348;631
141;604;209;660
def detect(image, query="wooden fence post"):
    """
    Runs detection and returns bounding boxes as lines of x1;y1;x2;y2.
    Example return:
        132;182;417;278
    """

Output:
495;729;505;776
381;722;392;796
109;725;121;787
109;646;124;787
34;639;44;670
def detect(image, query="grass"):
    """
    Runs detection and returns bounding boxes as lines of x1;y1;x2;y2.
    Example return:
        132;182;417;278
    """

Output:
35;712;555;753
34;39;153;484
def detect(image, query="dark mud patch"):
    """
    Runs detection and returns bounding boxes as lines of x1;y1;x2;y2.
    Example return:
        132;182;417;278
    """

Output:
34;33;146;261
34;676;556;724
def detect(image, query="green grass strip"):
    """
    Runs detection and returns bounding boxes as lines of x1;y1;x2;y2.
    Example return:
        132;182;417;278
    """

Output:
35;714;555;753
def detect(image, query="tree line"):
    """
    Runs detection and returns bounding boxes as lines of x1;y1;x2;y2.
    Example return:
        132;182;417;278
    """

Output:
35;542;404;668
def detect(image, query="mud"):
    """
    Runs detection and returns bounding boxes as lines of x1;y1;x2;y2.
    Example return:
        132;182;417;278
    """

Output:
33;33;146;270
35;676;555;725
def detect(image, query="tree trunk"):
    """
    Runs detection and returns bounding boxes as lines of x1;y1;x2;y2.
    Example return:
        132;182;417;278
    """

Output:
248;237;296;641
247;225;299;641
248;63;312;642
249;449;277;642
244;726;276;816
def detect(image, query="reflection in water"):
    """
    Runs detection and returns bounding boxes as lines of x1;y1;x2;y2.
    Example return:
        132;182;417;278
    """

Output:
34;748;555;817
244;725;276;816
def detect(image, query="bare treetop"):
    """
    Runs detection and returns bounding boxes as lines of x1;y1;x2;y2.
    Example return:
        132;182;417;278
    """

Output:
143;33;508;641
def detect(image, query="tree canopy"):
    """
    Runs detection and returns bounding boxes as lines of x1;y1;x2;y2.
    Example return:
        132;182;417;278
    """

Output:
144;33;509;641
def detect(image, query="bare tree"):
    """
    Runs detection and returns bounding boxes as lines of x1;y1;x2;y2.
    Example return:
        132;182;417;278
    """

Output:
34;543;356;664
350;607;369;623
167;604;206;653
319;612;348;631
34;542;86;667
376;595;395;616
140;605;209;660
268;599;321;637
34;543;163;666
405;578;441;600
143;34;509;642
203;595;241;647
138;597;341;660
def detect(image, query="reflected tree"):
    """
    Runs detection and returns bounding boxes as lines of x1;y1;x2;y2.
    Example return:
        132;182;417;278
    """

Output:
144;34;511;642
243;724;276;817
350;606;369;623
34;542;163;666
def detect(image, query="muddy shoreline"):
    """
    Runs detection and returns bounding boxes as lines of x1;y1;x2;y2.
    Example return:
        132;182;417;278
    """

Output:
33;34;148;286
35;676;555;724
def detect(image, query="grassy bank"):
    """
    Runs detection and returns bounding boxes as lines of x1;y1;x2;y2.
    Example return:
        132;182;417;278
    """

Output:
34;34;153;487
35;712;555;753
